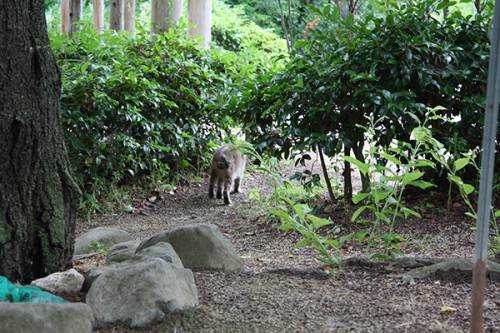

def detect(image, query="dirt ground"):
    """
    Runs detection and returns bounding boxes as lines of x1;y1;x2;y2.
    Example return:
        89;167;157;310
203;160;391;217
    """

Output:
78;162;500;333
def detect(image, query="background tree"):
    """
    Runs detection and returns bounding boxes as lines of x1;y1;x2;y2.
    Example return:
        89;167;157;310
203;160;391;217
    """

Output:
61;0;83;37
151;0;183;35
187;0;212;48
0;0;80;283
110;0;124;30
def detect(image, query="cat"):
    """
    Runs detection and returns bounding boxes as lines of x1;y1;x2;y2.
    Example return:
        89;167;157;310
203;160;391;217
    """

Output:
208;145;246;205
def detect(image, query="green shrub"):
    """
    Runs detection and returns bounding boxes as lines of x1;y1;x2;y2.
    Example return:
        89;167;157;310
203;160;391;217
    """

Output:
228;0;495;199
50;24;229;196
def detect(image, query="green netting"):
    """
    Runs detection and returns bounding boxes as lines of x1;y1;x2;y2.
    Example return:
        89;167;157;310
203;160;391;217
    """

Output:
0;276;69;304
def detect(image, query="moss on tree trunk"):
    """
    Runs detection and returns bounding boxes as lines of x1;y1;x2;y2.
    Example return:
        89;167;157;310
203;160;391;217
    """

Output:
0;0;80;283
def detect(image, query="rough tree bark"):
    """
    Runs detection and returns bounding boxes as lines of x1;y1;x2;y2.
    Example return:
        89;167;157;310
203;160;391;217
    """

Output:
0;0;80;283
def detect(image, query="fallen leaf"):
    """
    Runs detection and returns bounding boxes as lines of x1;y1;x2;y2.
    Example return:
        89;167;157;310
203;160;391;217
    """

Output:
441;305;457;312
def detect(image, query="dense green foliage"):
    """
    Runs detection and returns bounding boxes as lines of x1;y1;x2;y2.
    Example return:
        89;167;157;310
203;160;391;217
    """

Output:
52;25;225;188
227;0;495;197
48;1;286;214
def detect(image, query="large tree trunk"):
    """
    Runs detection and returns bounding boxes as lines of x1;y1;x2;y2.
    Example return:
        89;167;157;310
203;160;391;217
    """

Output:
0;0;80;283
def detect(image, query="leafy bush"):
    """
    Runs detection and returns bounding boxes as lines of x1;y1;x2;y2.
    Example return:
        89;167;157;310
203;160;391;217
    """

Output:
227;0;495;200
50;24;229;202
211;0;288;81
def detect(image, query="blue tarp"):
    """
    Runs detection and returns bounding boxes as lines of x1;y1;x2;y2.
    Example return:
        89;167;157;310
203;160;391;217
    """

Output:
0;276;68;304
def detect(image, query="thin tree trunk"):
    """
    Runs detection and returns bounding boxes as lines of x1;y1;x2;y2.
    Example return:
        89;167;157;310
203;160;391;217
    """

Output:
277;0;292;53
151;0;183;36
0;0;80;283
93;0;105;32
343;145;353;203
124;0;136;33
110;0;124;31
317;145;336;203
61;0;82;38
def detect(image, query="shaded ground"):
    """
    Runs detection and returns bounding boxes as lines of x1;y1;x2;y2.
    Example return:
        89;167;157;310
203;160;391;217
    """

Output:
77;165;500;333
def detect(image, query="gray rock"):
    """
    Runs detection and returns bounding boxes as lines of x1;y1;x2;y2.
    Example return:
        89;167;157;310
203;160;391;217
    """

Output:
84;241;184;292
134;241;184;267
0;303;94;333
82;266;111;293
30;268;84;294
106;240;142;264
136;223;244;272
74;227;134;255
86;258;198;328
403;258;500;283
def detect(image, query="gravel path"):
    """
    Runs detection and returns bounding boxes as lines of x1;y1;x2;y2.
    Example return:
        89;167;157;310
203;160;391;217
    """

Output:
79;164;500;333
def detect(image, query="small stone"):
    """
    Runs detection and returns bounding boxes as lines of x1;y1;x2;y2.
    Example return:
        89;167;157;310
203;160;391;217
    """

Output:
400;275;416;286
321;294;334;304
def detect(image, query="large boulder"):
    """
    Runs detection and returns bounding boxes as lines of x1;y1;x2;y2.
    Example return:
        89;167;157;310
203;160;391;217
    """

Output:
106;240;183;267
86;258;198;328
0;303;94;333
83;241;184;292
136;223;244;272
74;227;133;255
105;240;142;264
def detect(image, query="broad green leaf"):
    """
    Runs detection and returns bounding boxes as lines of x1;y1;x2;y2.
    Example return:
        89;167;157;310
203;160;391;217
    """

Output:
453;157;470;172
378;152;403;166
371;253;393;260
307;215;333;229
409;180;435;190
352;205;369;222
294;238;312;248
462;183;475;195
400;207;422;219
412;159;436;169
295;76;304;88
375;212;391;224
355;230;369;243
372;189;389;203
342;156;370;175
339;232;355;244
402;171;424;185
352;192;369;204
448;174;463;185
465;212;477;219
324;239;340;248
